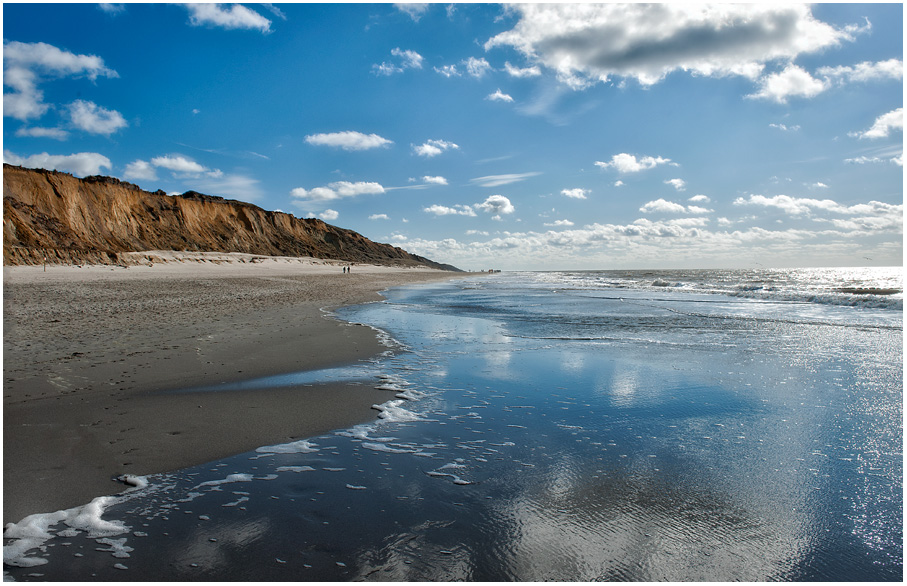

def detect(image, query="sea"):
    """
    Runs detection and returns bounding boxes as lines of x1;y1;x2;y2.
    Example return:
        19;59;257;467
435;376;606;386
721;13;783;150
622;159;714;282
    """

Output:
3;267;903;581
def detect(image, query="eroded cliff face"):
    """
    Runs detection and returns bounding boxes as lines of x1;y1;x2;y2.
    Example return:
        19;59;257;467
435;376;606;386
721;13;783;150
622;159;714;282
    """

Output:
3;165;459;270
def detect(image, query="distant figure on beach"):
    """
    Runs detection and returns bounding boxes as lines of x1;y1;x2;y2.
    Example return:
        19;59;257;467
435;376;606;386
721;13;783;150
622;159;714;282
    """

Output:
342;266;347;274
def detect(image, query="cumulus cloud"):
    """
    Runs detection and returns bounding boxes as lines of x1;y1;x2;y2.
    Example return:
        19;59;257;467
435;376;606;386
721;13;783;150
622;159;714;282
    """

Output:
369;213;390;220
817;59;903;84
640;199;687;214
850;108;903;139
4;149;111;176
413;139;459;157
68;99;127;135
545;219;574;227
485;4;851;89
733;194;903;230
561;188;588;200
291;181;385;203
641;198;713;214
151;155;210;175
464;57;492;78
595;153;674;173
475;194;515;216
422;175;448;185
3;40;118;121
317;209;339;221
470;172;541;187
504;61;541;78
688;194;710;203
747;64;827;103
15;126;68;140
434;64;460;78
373;47;424;75
185;3;271;33
424;204;477;217
305;131;393;151
664;178;686;191
123;159;157;181
395;3;429;22
487;89;514;102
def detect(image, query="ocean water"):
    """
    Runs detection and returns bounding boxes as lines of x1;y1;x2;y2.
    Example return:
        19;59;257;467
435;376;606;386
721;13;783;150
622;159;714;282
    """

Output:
4;267;902;581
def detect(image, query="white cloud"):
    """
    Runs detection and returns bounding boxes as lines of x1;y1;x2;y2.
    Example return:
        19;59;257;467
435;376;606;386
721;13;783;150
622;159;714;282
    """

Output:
413;139;459;157
640;199;688;214
185;4;271;33
470;172;541;187
641;198;713;214
434;64;460;78
747;64;827;103
464;57;492;78
374;47;424;75
290;181;385;203
4;149;111;176
614;180;624;187
809;182;829;189
98;4;125;14
545;219;575;227
769;123;800;132
422;175;448;185
395;3;429;22
504;61;541;78
123;159;157;181
595;153;674;173
424;204;477;217
817;59;903;84
561;188;588;200
485;4;851;88
733;194;903;229
664;178;686;191
844;155;902;165
392;48;424;70
688;194;710;203
317;209;339;221
305;131;393;151
369;213;390;220
487;89;514;103
851;108;903;139
3;40;118;121
15;126;68;140
475;194;515;216
68;99;127;135
150;155;209;175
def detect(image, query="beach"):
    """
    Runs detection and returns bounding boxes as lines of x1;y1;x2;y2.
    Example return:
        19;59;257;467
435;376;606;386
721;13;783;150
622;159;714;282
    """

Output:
3;252;460;525
2;267;901;580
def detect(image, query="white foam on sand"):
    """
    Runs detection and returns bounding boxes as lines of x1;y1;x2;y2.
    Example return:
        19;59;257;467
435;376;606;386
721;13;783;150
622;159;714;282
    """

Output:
3;496;130;568
255;439;319;455
371;399;427;422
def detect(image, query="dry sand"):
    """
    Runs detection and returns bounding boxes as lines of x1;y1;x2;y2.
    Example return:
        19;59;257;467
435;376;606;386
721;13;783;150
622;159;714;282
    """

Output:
3;252;464;524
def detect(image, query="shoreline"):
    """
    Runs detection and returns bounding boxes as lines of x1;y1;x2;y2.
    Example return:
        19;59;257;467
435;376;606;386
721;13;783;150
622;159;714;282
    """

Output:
3;253;465;524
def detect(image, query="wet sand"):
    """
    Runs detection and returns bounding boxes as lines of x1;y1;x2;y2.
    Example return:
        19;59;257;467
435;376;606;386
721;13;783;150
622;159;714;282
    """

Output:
3;252;461;524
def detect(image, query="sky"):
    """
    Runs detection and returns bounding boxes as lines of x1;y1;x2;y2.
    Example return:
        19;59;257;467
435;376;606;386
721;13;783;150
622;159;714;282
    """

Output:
2;2;903;270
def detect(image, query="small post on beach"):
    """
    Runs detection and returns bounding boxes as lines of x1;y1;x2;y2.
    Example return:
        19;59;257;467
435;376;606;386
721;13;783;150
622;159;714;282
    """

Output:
43;254;46;272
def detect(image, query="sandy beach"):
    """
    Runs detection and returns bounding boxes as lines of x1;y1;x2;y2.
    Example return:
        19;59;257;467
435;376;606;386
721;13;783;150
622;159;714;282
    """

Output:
3;252;461;524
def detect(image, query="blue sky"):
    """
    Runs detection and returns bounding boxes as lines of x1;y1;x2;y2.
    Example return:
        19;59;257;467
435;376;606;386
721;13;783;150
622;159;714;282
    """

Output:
3;3;903;270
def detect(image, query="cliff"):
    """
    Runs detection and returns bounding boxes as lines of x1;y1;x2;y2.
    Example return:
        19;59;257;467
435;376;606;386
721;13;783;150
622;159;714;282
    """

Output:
2;164;460;271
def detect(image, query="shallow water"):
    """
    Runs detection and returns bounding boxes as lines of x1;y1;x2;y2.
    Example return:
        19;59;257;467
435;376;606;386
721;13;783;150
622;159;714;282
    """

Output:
4;268;902;581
